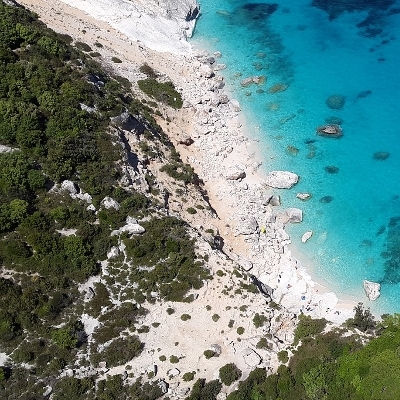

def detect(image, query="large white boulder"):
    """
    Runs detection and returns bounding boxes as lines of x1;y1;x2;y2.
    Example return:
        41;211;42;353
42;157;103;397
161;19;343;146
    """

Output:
363;280;381;301
285;208;303;223
265;171;299;189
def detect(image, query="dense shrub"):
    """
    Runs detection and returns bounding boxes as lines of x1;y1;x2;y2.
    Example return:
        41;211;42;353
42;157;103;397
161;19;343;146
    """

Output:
138;78;183;109
219;363;242;386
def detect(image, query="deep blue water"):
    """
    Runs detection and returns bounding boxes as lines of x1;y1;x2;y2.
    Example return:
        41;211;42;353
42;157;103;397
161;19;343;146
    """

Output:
191;0;400;315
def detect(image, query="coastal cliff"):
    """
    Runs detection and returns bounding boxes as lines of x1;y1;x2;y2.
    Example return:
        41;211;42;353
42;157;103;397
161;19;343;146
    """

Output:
60;0;200;53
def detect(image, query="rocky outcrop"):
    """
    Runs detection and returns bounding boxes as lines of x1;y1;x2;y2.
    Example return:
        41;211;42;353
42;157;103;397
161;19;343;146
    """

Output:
317;124;343;138
265;171;299;189
301;231;313;243
285;208;303;223
363;280;381;301
242;348;262;367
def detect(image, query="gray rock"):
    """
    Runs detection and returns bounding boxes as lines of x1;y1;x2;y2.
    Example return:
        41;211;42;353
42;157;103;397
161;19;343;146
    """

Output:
242;348;262;366
43;386;52;397
265;171;299;189
296;192;311;201
101;196;120;210
110;111;145;134
230;99;241;112
226;168;246;181
157;379;169;394
235;217;258;235
167;368;180;377
326;94;346;110
61;180;78;195
210;343;222;356
285;208;303;223
363;280;381;301
268;195;281;206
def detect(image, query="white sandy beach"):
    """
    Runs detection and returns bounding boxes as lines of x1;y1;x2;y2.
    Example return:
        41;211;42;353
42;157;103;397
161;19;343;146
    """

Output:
15;0;361;391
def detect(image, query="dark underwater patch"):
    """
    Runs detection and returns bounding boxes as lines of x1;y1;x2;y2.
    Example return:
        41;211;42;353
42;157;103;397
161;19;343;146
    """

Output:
242;3;279;20
381;216;400;284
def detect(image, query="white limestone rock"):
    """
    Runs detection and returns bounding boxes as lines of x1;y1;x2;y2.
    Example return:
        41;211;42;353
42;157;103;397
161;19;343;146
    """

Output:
301;230;313;243
61;180;78;195
242;348;262;367
363;280;381;301
101;196;120;210
230;99;241;112
296;192;312;201
265;171;299;189
167;368;180;377
285;208;303;223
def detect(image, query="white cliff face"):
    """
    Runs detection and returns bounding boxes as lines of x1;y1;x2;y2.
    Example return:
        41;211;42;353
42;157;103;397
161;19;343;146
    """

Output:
60;0;200;54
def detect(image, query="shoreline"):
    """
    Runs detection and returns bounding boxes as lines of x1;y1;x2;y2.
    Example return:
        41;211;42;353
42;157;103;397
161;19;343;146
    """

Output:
16;0;358;326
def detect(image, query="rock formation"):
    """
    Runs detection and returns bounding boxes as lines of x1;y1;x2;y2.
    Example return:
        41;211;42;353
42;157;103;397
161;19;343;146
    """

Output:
363;280;381;301
265;171;299;189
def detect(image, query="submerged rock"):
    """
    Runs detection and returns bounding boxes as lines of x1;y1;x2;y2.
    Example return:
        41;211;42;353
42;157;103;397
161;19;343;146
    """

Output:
363;280;381;301
324;165;339;174
268;83;289;94
326;94;346;110
320;196;334;203
373;151;390;160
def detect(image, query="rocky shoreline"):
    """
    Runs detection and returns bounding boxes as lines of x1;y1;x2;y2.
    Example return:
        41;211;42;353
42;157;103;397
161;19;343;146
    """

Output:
17;0;357;324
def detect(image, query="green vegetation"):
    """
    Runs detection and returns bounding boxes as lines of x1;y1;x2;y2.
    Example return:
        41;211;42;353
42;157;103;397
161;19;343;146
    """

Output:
0;3;210;399
236;327;245;335
252;312;268;328
212;314;220;322
219;363;242;386
181;314;192;321
138;78;183;109
186;378;222;400
203;350;216;359
183;371;196;381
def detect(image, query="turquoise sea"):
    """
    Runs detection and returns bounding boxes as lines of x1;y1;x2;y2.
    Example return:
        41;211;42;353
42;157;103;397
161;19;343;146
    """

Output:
191;0;400;315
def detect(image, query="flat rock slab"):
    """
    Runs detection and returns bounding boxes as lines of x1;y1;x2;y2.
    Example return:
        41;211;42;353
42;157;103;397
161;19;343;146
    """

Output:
242;348;262;367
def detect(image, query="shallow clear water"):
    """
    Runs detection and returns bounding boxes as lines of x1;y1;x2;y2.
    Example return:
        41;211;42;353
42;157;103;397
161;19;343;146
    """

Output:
191;0;400;315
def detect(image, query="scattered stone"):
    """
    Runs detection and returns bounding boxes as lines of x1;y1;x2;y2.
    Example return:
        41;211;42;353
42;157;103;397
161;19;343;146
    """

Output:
230;99;241;112
179;387;191;396
178;134;194;146
111;216;145;236
316;124;343;138
167;368;180;377
285;208;303;223
265;171;299;189
373;151;390;160
101;196;120;210
226;168;246;180
326;94;346;110
157;379;169;394
61;180;78;195
242;348;262;366
210;344;222;356
235;217;259;235
268;83;288;93
301;231;313;243
296;192;311;201
43;386;53;397
363;280;381;301
107;246;120;259
268;195;281;206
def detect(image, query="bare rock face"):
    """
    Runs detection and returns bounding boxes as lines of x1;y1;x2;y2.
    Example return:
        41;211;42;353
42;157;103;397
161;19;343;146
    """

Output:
363;280;381;301
60;0;200;54
242;348;262;367
265;171;299;189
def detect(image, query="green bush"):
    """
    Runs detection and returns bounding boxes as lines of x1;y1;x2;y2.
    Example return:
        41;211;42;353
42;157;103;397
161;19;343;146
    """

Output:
219;363;242;386
139;63;157;79
236;327;245;335
294;315;327;345
187;207;197;214
181;314;191;321
169;355;179;364
183;371;196;381
203;350;215;359
75;41;92;52
277;350;289;363
253;313;268;328
212;314;220;322
111;56;122;63
138;78;183;109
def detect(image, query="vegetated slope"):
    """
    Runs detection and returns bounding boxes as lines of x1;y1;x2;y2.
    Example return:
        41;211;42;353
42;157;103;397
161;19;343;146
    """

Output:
0;2;211;398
